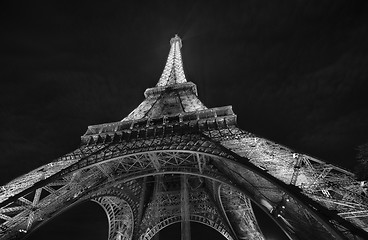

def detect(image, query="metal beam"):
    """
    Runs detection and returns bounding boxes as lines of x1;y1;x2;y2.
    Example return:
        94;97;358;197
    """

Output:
181;175;191;240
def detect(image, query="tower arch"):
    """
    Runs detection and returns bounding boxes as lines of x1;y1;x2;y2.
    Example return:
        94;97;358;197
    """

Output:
139;215;233;240
92;196;134;240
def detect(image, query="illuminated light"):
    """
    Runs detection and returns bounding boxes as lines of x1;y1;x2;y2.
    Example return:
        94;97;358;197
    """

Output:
277;214;281;218
281;205;285;209
260;199;273;211
157;34;187;87
258;165;266;171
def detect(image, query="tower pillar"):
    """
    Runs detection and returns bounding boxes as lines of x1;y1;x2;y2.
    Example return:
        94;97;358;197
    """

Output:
181;175;191;240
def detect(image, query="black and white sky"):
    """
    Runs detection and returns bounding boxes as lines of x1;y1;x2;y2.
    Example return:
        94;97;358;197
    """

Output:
1;1;368;239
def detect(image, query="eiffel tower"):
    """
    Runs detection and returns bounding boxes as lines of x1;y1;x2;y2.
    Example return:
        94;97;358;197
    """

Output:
1;35;368;240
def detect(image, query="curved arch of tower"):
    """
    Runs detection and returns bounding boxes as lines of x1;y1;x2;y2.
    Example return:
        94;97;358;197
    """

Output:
0;35;367;240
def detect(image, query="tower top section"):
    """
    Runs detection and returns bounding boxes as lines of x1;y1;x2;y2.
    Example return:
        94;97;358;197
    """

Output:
82;34;235;141
170;34;182;48
156;34;187;86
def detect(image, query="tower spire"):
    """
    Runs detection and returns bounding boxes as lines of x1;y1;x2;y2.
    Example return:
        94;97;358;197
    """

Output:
156;34;187;86
121;34;206;121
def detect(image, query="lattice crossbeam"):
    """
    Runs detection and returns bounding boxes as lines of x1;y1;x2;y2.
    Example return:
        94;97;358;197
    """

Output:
209;126;368;233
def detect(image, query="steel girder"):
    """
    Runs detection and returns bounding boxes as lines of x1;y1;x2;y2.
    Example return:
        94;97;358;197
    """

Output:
203;126;368;237
0;129;367;240
0;139;256;240
137;183;234;240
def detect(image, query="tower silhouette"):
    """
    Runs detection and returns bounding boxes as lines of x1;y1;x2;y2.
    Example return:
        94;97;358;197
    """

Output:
0;35;367;240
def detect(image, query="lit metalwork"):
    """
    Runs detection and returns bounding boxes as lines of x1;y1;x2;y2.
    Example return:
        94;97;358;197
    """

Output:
0;35;367;240
157;34;186;86
93;196;134;240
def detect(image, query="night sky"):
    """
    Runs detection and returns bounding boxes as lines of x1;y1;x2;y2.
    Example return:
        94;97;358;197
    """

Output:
1;1;368;239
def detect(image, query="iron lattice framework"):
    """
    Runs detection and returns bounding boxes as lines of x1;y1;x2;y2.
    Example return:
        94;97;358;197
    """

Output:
0;35;367;240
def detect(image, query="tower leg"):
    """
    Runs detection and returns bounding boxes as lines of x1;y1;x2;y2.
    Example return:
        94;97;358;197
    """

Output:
92;196;133;240
181;175;191;240
153;176;161;240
